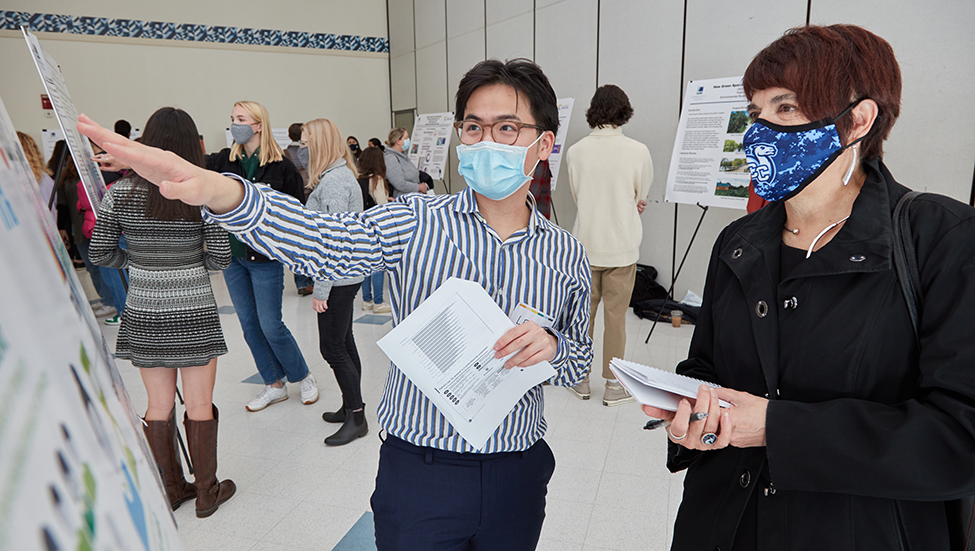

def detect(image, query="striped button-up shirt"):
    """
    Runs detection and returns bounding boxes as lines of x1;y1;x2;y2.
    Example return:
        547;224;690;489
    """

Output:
205;178;592;453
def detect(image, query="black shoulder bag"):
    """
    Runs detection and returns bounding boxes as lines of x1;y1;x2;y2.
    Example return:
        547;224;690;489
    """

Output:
891;190;975;551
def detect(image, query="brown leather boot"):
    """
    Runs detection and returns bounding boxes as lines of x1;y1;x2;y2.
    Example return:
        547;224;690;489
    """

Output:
143;408;197;510
184;405;236;518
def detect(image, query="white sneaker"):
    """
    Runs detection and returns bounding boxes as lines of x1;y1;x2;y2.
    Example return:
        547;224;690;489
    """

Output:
362;300;373;311
299;373;319;405
373;303;391;314
93;304;116;317
246;384;288;411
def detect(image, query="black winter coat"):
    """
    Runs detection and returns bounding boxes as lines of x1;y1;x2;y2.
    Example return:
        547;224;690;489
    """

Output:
206;148;304;262
669;158;975;551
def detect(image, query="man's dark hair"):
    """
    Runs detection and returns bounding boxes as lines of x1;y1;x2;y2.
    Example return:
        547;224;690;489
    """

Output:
114;119;131;138
455;59;559;135
586;85;633;128
288;122;303;142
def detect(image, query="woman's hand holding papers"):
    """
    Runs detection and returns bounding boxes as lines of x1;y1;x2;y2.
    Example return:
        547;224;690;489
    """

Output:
643;385;768;449
494;321;557;370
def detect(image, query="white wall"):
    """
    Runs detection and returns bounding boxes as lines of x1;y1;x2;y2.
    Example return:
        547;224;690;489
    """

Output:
388;0;975;299
1;0;391;157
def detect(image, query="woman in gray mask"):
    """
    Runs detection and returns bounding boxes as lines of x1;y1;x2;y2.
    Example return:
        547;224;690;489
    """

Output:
205;100;319;413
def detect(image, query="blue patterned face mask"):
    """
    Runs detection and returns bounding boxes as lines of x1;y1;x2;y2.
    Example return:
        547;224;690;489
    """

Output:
456;135;542;201
744;100;864;202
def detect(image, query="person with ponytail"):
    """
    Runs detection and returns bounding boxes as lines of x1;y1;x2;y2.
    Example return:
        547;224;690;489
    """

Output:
355;146;391;315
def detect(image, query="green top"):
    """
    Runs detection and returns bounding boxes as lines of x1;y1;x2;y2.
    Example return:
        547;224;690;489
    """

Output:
230;147;261;257
239;147;261;182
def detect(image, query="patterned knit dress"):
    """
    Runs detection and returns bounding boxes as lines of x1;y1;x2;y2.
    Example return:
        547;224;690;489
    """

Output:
89;178;231;368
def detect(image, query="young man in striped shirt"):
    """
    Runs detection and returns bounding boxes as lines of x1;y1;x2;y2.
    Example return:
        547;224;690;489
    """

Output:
78;58;592;550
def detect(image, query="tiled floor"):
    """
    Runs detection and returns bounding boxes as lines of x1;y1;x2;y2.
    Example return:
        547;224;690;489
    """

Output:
88;268;692;551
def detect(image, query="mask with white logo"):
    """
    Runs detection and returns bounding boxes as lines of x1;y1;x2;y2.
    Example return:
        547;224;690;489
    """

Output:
744;99;865;202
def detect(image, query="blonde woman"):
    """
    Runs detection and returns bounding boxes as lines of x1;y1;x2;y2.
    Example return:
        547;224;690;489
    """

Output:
205;100;318;412
300;118;369;446
17;131;56;218
382;127;426;198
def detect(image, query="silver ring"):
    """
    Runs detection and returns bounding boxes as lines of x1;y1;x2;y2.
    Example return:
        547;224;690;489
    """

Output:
701;432;717;445
669;427;687;441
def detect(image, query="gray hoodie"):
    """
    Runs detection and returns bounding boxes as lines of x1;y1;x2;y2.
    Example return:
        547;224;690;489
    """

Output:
305;159;364;301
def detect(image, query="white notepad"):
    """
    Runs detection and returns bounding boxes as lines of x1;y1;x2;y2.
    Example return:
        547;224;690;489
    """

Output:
608;358;730;411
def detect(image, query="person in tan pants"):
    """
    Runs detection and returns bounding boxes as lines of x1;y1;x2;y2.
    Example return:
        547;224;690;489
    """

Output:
567;85;653;406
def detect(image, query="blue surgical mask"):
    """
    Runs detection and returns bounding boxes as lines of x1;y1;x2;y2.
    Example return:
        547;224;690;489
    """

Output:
402;138;411;151
231;123;255;145
744;100;864;202
296;146;309;170
456;135;541;201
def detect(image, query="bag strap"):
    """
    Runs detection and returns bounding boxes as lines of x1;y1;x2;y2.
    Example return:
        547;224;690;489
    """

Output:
891;191;924;341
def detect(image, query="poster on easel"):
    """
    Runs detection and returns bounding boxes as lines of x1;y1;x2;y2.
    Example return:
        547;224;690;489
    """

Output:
409;112;454;181
4;45;184;551
665;76;751;210
23;28;108;216
546;97;574;191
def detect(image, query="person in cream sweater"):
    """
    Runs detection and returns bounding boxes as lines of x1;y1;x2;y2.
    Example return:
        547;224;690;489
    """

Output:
567;84;653;406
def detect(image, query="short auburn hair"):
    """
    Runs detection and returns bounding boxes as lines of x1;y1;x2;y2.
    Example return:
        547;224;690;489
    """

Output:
743;24;901;161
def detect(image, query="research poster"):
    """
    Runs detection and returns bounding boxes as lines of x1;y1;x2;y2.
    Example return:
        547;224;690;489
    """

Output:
547;97;574;191
23;28;108;215
409;112;454;181
2;60;183;551
665;77;751;210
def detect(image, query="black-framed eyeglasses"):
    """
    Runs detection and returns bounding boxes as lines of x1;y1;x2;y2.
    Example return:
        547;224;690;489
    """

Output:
453;120;544;146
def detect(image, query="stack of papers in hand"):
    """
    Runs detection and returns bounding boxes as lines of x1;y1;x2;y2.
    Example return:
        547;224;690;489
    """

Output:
608;358;729;411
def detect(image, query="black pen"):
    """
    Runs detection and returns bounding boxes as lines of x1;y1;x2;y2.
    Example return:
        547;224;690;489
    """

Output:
643;411;708;430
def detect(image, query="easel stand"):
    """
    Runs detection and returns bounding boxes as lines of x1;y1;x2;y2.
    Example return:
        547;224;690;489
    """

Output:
644;203;708;343
175;386;192;474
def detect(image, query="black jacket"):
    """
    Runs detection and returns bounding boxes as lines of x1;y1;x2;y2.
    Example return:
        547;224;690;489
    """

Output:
669;158;975;551
206;148;304;262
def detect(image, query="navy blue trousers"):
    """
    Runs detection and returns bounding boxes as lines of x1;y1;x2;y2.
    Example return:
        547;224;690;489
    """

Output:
371;436;556;551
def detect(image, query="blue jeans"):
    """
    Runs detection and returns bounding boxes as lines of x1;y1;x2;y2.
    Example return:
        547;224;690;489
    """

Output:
75;239;107;302
293;272;313;290
99;265;128;316
361;271;385;305
99;234;128;316
223;257;309;385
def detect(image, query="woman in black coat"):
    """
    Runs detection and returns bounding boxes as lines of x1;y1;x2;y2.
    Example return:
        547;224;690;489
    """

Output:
643;25;975;550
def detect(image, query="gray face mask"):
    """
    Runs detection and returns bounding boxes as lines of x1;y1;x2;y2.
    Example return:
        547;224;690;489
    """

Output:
296;146;309;170
231;123;255;145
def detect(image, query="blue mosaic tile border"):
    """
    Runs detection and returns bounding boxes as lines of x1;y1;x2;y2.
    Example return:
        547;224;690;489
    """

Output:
0;11;389;53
